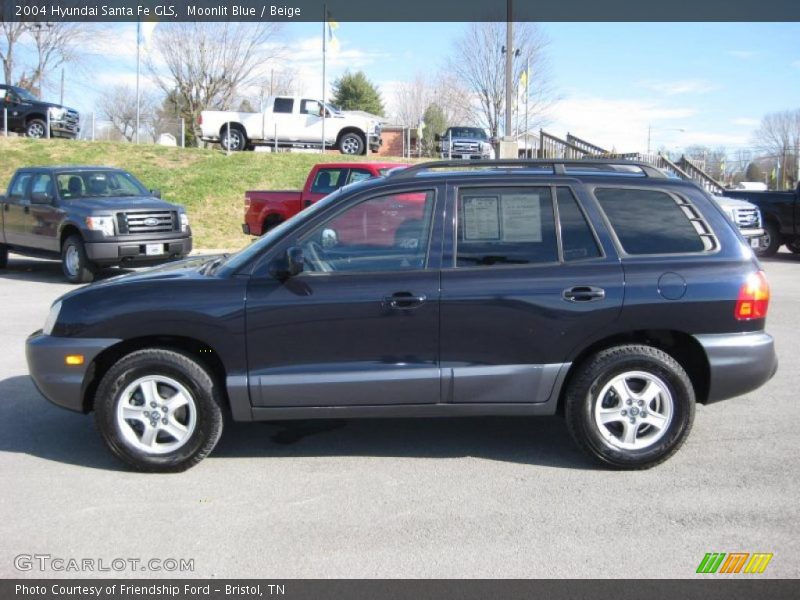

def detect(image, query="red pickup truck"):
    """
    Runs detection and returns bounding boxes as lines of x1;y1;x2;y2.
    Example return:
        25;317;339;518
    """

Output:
243;162;408;236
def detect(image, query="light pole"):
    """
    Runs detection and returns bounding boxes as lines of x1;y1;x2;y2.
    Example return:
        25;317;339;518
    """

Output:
647;125;685;154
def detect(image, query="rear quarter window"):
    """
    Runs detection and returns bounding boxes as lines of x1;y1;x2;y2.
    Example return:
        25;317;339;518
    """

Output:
594;187;713;255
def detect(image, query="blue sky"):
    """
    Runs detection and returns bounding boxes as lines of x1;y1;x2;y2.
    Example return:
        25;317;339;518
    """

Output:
31;21;800;155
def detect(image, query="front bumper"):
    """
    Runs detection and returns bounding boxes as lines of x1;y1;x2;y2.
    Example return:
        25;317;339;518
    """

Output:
85;236;192;265
694;331;777;403
26;331;121;413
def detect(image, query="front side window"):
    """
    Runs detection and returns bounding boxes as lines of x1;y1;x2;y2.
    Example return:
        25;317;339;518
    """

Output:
300;99;323;115
273;98;294;114
299;189;435;273
8;173;32;200
594;188;709;255
30;173;54;197
455;187;557;267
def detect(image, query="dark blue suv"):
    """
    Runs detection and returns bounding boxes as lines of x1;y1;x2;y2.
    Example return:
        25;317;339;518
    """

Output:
26;160;777;471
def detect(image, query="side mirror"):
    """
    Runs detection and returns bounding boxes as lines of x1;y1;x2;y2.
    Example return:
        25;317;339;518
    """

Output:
150;189;162;199
434;134;441;142
286;246;304;277
30;191;51;204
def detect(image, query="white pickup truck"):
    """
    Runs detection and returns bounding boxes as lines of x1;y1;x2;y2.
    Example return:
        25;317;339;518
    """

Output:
198;96;382;155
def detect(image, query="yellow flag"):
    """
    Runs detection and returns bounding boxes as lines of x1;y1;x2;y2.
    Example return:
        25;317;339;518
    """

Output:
327;12;339;52
519;69;528;91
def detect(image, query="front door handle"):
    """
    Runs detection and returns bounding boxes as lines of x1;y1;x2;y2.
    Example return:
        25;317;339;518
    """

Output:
563;286;606;302
384;292;427;310
23;205;30;214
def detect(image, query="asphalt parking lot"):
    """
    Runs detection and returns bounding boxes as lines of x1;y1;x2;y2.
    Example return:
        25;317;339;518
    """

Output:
1;252;798;579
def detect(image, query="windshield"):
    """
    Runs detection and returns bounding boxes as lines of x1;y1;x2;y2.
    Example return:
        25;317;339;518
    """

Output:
219;188;348;274
14;87;38;102
448;128;487;140
56;170;149;199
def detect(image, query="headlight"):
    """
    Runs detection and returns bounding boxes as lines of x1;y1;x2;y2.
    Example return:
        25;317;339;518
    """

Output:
49;107;66;119
43;301;62;336
85;216;115;236
180;213;190;232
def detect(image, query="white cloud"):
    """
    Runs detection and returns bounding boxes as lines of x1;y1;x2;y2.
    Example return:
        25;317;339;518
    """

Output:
639;79;719;96
547;96;697;152
732;117;760;127
728;50;756;60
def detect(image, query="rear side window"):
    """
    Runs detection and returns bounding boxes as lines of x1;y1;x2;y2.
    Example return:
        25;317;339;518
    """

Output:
311;168;347;194
557;188;601;260
8;173;32;200
273;98;294;114
456;187;557;267
594;188;710;255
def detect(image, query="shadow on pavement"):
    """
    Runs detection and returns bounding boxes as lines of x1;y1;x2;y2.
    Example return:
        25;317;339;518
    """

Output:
0;255;131;284
0;374;592;471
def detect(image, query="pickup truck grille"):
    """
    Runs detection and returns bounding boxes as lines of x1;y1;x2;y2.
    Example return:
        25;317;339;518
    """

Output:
452;141;481;154
732;207;761;229
64;110;80;131
117;211;178;234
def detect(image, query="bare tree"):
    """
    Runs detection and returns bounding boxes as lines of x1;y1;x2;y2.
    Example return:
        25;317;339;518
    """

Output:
393;73;474;131
98;85;158;142
146;22;283;145
0;20;27;84
446;22;555;139
15;23;92;96
752;109;800;189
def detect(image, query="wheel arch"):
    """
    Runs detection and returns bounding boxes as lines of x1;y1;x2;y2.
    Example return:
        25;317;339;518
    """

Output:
336;126;366;146
59;223;83;248
262;212;285;233
82;336;229;413
25;113;47;124
559;329;710;411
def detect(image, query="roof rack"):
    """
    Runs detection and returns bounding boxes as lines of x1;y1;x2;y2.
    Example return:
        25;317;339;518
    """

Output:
388;158;670;180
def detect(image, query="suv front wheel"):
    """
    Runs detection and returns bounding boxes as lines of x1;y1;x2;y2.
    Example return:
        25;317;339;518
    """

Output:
94;349;224;472
565;345;695;469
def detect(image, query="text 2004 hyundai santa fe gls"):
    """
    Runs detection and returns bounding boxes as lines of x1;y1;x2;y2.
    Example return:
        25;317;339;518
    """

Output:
26;160;777;472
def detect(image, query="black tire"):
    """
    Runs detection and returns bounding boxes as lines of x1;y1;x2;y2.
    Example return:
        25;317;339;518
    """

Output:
756;221;781;258
26;118;48;138
785;238;800;254
220;125;247;152
338;131;365;155
61;234;97;284
94;349;224;472
0;244;8;269
564;344;695;470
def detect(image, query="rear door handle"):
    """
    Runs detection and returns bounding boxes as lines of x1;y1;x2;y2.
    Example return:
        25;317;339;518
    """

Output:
563;286;606;302
383;292;427;310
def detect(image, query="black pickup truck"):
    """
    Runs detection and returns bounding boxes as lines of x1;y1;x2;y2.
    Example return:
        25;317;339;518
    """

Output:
725;184;800;256
0;166;192;282
0;84;80;139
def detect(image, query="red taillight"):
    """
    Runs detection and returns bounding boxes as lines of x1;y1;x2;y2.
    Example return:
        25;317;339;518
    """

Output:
735;271;770;320
244;194;251;209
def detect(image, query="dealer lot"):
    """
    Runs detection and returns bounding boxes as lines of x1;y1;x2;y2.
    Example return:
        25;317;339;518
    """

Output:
0;252;798;578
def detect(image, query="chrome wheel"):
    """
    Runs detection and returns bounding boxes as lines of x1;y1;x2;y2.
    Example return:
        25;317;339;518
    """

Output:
64;245;80;277
222;129;244;151
27;121;46;138
115;375;197;455
593;371;673;451
340;134;363;155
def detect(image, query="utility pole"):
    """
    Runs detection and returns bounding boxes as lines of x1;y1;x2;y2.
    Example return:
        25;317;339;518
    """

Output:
59;68;64;105
498;0;517;159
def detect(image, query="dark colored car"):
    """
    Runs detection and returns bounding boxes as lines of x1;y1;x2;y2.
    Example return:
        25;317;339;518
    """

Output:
26;159;777;472
0;84;80;139
725;183;800;257
0;166;193;283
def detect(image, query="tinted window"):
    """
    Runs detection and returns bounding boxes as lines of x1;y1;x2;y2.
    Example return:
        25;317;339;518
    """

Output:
595;188;707;255
8;173;32;200
310;168;347;194
299;190;435;273
273;98;294;114
456;187;557;267
557;188;601;260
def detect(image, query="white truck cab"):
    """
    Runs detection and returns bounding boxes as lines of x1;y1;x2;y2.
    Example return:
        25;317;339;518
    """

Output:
198;96;382;155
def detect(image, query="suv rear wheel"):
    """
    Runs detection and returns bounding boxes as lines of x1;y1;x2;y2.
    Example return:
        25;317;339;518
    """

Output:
565;345;695;469
61;234;97;284
94;349;224;472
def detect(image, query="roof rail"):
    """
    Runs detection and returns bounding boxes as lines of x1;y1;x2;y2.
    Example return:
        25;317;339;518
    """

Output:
389;159;670;180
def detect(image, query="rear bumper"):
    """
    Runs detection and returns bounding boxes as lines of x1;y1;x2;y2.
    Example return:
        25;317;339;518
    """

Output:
85;236;192;265
694;331;777;403
26;331;121;413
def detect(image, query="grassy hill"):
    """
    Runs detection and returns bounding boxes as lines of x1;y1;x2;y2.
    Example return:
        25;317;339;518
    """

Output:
0;137;411;250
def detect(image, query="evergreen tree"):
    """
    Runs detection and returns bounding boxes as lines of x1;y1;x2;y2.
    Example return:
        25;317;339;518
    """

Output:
331;71;385;116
